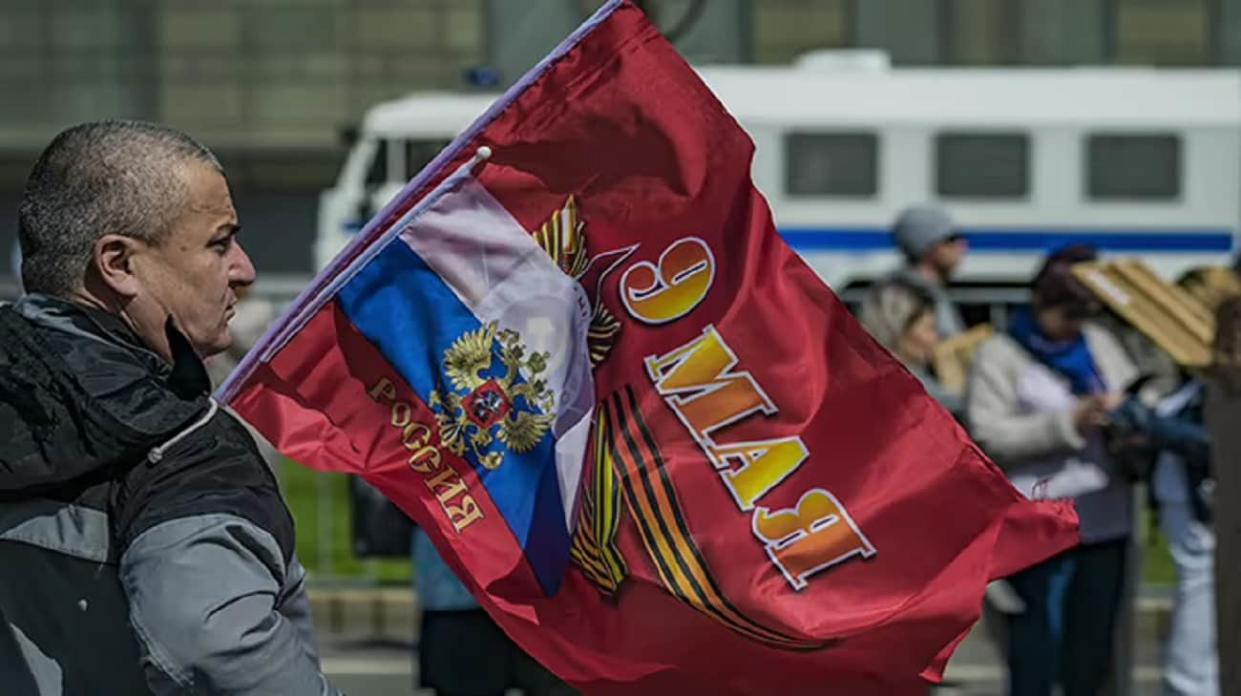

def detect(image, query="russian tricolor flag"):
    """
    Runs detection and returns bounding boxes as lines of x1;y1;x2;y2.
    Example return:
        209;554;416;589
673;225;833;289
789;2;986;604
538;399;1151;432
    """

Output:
227;156;594;596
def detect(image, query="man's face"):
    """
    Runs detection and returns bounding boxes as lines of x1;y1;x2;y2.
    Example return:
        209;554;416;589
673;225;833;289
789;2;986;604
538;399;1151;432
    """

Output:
928;236;968;278
131;161;255;357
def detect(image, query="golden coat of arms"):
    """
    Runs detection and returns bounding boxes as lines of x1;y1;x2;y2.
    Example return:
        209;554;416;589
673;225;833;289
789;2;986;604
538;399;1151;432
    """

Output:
429;322;557;470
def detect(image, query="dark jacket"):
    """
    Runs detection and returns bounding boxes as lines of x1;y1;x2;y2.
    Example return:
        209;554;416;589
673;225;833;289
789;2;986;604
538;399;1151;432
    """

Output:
0;295;339;695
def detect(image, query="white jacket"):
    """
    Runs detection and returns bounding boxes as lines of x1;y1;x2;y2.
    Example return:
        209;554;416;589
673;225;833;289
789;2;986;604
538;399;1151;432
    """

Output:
966;325;1137;543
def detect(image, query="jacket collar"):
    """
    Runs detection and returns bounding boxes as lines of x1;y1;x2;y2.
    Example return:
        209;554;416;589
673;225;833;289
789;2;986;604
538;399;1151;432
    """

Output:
0;294;214;493
14;294;211;399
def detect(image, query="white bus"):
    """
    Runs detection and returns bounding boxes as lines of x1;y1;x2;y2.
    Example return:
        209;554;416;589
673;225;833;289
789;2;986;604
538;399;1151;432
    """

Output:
316;62;1241;303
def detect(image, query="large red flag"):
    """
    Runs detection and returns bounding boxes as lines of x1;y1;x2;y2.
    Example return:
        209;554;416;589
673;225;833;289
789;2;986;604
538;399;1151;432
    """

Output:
223;2;1078;692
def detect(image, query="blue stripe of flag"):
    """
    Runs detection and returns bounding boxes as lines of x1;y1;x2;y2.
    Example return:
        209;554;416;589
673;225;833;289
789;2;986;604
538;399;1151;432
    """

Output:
337;238;570;595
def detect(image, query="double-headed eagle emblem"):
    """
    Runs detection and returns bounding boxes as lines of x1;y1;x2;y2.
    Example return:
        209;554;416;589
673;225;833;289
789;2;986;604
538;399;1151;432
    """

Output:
429;322;556;471
428;196;621;473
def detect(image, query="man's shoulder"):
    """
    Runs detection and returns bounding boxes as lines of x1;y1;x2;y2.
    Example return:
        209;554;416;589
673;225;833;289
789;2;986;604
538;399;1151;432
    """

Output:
886;267;921;285
887;267;953;305
112;407;295;562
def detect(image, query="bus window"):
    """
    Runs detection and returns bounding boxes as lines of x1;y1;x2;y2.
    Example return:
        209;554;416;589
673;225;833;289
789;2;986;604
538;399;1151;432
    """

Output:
1086;133;1181;200
784;132;878;197
405;138;452;180
364;139;389;187
936;132;1029;198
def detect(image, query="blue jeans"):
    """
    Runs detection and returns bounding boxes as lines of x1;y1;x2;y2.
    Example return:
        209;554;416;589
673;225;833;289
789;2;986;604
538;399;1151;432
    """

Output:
1006;539;1128;696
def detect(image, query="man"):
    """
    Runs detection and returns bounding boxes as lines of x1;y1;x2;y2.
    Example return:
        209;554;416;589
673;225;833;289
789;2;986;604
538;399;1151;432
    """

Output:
889;204;968;339
0;121;340;695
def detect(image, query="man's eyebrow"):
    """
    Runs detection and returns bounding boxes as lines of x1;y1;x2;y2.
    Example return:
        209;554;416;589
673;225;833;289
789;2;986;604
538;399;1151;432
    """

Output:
209;224;240;245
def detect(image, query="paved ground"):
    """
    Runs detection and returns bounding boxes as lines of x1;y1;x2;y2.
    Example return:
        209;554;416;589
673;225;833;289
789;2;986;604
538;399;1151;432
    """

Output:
932;618;1163;696
322;647;412;695
318;621;1167;695
312;588;1172;695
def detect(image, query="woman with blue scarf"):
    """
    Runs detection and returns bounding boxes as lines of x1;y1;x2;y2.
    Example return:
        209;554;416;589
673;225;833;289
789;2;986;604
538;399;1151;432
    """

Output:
966;245;1138;696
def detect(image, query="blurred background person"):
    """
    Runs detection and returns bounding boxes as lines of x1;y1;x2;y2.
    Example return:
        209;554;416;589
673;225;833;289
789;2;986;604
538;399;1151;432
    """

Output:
1106;267;1233;696
858;278;960;415
889;204;969;340
966;244;1137;696
1118;372;1215;696
412;529;576;696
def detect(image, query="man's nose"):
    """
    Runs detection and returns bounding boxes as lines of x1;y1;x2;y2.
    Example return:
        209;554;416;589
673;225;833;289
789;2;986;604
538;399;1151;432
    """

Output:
230;241;257;286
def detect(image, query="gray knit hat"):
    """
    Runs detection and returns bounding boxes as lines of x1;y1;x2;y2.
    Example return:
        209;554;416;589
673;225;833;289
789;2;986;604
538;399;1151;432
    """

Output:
892;205;957;261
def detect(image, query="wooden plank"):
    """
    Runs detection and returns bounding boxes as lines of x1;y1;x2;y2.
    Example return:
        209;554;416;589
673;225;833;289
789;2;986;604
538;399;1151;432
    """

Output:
1105;265;1210;362
1113;261;1213;341
1073;261;1215;367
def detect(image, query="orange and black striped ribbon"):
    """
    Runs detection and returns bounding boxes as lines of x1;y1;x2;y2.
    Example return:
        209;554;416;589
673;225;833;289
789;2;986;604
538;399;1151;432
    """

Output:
570;399;628;594
603;386;828;651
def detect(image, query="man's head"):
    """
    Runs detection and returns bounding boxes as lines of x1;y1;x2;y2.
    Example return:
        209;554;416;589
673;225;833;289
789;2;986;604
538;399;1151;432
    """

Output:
18;121;255;359
892;205;968;281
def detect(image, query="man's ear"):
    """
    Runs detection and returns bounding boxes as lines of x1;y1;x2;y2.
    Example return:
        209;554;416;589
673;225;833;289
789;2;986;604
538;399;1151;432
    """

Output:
93;234;144;299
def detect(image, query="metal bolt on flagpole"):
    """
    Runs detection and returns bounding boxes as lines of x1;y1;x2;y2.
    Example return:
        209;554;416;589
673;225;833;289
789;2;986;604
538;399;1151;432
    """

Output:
470;146;492;172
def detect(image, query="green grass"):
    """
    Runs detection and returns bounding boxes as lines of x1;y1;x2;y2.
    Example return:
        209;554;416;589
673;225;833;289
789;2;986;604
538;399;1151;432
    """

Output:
1139;505;1177;586
277;458;1179;587
277;459;412;585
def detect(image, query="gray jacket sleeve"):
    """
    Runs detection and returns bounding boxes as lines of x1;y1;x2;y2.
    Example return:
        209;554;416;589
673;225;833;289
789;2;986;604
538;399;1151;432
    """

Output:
119;513;342;696
966;338;1086;468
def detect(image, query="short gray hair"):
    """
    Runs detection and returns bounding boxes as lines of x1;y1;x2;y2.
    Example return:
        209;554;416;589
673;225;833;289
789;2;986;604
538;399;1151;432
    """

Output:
17;120;222;296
